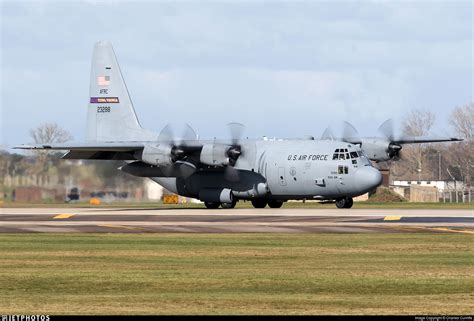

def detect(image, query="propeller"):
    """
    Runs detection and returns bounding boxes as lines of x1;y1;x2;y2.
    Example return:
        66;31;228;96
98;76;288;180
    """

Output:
157;123;197;177
224;122;245;182
377;119;402;159
158;123;197;162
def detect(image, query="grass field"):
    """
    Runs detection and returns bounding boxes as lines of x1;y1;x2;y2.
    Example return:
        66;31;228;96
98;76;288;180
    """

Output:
0;234;472;315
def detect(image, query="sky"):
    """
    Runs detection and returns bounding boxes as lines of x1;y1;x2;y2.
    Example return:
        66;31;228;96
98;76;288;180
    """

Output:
1;0;472;147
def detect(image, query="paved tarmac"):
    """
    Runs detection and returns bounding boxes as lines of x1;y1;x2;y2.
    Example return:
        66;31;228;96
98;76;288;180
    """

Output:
0;207;472;233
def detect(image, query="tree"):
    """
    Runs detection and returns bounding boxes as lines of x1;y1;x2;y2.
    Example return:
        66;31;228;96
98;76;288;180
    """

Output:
449;103;473;141
28;123;73;175
446;103;474;186
29;122;72;144
394;109;436;180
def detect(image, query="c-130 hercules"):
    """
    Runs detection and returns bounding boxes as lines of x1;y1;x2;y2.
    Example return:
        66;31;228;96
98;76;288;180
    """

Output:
15;42;461;209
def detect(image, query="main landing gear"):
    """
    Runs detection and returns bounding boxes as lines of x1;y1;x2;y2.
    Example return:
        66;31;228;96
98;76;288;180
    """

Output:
204;201;237;209
250;199;284;208
335;197;353;209
204;199;285;209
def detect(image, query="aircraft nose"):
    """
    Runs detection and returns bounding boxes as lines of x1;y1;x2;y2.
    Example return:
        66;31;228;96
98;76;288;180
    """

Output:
355;166;383;193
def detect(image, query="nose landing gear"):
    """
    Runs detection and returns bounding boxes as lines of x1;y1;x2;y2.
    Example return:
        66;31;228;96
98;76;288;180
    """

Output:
335;197;353;209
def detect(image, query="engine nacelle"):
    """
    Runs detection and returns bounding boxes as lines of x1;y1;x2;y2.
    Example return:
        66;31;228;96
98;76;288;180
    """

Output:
200;143;230;166
360;138;401;162
141;144;173;166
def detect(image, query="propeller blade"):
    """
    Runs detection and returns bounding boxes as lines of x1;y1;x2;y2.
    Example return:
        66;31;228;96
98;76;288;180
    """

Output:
225;122;246;166
227;122;245;145
378;119;395;141
157;123;175;143
224;165;240;182
342;121;362;144
180;123;197;143
321;127;335;140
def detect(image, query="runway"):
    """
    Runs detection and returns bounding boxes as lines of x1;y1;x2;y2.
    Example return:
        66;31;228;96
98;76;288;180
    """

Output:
0;207;473;233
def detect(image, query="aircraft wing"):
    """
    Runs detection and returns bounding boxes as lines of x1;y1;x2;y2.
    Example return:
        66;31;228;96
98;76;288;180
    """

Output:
392;136;463;144
13;142;145;151
13;140;204;161
13;142;146;160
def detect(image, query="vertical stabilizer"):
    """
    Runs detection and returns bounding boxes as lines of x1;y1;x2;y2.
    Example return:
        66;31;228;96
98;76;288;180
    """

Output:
87;41;152;142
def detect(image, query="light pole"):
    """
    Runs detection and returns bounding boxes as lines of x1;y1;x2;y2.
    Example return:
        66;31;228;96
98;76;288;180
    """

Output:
438;151;441;181
447;168;457;203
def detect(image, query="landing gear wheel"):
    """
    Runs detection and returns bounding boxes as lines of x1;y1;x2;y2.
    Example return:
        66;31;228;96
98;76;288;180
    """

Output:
268;200;283;208
345;198;353;208
335;197;353;209
221;201;237;209
251;199;267;208
204;201;220;209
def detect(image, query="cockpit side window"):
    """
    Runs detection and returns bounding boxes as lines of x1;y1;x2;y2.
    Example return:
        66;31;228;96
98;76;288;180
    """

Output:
350;152;358;159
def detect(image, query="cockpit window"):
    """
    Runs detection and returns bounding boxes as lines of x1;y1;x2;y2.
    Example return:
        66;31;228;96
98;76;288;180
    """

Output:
333;148;359;161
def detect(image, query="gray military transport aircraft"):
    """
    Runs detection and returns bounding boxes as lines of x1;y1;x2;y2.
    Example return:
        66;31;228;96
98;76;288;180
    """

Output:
15;42;461;209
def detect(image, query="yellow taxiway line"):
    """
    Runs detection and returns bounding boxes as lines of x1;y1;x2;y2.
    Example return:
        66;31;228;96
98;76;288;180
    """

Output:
383;216;401;221
53;213;75;219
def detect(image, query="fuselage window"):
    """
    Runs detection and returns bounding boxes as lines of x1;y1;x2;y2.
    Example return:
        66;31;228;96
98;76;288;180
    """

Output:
344;166;349;174
338;166;344;174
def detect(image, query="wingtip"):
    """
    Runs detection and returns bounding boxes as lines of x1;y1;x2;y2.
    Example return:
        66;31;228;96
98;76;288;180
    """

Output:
12;145;31;149
11;144;51;150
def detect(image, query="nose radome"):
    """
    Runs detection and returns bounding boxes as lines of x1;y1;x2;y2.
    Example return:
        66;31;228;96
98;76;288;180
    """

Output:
355;166;383;193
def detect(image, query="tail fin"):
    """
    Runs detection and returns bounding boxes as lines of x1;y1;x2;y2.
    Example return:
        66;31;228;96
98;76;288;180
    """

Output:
87;41;153;142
